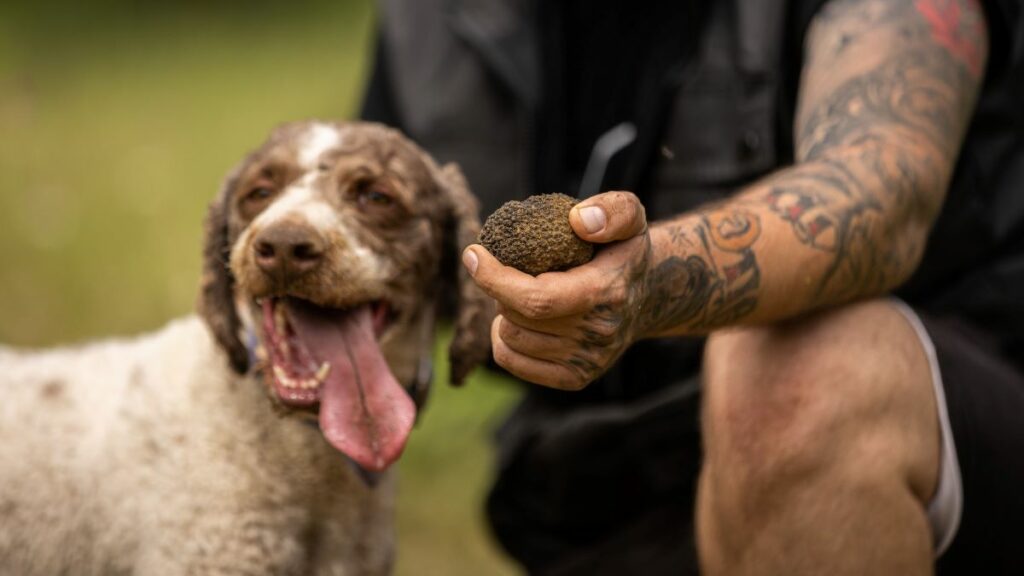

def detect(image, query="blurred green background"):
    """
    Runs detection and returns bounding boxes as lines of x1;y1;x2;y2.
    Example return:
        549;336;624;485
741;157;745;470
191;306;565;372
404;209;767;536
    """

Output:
0;1;522;574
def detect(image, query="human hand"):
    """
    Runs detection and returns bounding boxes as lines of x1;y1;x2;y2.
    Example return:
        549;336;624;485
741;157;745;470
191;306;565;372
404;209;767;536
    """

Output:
462;191;651;390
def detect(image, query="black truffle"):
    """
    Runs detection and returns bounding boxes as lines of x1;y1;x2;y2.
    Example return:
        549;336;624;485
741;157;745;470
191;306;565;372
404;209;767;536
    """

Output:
479;193;594;276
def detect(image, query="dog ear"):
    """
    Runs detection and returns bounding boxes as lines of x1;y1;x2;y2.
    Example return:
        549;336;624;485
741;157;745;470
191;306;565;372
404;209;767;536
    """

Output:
197;167;249;374
436;162;494;386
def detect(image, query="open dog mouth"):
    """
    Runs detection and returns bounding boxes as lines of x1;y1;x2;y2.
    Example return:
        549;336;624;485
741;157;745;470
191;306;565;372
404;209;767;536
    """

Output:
259;297;416;472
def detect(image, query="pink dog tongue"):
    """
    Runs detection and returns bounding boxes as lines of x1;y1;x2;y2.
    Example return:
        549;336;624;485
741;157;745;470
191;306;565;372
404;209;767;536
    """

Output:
287;303;415;472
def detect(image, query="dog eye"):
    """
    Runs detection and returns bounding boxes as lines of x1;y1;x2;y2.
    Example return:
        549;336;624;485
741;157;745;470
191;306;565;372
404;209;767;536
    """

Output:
242;184;278;209
246;186;274;202
357;187;394;207
238;182;278;219
350;180;405;223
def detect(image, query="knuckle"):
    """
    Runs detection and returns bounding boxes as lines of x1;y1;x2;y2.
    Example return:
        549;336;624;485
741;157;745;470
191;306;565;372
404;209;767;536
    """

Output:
619;193;646;229
612;190;638;202
616;192;638;214
562;357;600;390
608;190;638;212
586;321;619;341
604;285;629;308
605;190;633;204
521;291;554;319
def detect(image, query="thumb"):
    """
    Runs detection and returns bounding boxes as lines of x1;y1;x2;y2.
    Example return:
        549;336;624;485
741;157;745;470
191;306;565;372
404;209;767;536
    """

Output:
569;191;647;244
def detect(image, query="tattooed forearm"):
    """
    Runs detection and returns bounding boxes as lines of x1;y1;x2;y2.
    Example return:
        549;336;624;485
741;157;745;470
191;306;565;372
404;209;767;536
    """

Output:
760;135;937;299
641;211;761;334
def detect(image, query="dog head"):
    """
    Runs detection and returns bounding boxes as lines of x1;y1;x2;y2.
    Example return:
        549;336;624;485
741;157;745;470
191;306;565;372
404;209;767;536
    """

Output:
197;121;492;472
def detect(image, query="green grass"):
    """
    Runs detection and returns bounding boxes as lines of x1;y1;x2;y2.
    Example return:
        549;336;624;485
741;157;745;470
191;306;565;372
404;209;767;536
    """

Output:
0;2;522;574
399;333;522;575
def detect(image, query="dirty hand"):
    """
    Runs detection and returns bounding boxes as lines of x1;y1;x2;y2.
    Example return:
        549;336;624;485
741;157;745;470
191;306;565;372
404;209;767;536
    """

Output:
462;191;651;390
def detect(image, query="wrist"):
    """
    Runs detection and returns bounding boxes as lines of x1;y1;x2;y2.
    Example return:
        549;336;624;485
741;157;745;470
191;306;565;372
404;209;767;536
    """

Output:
632;224;681;341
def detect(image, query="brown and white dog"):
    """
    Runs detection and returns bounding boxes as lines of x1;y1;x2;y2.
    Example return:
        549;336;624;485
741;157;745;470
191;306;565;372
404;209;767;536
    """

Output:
0;121;492;575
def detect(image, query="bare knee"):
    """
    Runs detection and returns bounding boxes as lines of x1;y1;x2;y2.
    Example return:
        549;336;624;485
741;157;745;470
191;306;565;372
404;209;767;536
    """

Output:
701;300;938;502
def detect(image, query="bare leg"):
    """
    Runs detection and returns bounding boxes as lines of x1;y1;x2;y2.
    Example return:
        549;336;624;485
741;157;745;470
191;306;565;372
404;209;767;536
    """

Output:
697;300;940;576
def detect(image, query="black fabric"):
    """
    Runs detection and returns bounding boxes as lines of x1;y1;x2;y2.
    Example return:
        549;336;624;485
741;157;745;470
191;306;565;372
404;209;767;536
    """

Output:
534;0;707;198
919;311;1024;576
487;379;703;575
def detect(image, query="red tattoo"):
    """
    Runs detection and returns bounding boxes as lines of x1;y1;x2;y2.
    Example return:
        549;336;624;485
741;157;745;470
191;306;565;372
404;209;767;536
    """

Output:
915;0;985;78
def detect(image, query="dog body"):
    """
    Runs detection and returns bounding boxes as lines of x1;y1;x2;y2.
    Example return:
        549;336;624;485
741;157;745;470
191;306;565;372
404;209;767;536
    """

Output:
0;318;395;575
0;121;490;575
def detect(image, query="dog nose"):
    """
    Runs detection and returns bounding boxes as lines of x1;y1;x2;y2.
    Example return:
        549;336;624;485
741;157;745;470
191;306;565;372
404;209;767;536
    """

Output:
253;224;326;282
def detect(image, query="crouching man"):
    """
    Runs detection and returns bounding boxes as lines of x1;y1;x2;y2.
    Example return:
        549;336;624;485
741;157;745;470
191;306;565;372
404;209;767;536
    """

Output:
365;0;1024;572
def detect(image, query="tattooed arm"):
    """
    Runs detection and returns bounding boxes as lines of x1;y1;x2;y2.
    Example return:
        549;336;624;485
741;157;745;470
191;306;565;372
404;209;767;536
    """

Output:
463;0;988;389
642;0;988;337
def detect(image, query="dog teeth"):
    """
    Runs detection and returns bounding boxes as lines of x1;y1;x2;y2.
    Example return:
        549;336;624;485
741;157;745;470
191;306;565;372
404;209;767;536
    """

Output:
274;303;287;335
273;366;294;388
273;365;324;391
315;362;331;383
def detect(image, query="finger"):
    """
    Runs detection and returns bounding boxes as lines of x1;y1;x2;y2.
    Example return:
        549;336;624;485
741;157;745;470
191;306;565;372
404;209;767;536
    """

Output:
463;245;600;319
497;315;577;362
569;191;647;243
494;303;580;336
491;316;590;391
497;303;624;354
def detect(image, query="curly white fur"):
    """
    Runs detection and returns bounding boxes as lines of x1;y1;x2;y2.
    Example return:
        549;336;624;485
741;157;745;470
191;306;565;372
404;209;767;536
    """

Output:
0;317;395;576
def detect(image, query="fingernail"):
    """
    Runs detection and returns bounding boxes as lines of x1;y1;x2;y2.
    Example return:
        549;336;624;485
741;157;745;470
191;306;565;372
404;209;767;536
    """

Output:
579;206;606;234
462;249;479;275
